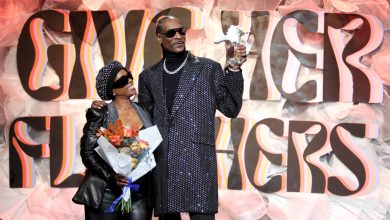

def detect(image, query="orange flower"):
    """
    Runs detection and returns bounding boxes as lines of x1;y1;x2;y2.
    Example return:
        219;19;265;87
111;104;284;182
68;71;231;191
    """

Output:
115;119;124;136
96;119;148;166
108;134;124;147
123;127;137;138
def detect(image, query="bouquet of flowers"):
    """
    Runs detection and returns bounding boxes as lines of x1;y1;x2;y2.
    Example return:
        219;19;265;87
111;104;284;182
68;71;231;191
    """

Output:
94;119;162;214
98;119;149;170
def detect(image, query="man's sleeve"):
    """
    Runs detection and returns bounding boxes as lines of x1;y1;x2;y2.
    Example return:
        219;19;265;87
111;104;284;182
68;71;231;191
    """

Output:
213;63;244;118
138;71;154;116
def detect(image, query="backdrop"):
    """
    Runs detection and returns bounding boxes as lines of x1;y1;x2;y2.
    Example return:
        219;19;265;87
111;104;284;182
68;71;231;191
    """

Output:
1;0;390;219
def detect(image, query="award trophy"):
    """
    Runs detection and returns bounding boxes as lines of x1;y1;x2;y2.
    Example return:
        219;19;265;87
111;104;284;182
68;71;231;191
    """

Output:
213;25;252;66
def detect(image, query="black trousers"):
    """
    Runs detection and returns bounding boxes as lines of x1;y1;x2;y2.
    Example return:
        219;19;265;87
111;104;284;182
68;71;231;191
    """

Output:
158;213;215;220
84;188;152;220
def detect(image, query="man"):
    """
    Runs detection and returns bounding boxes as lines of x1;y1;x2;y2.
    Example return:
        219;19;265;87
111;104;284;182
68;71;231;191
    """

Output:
93;15;246;220
137;16;246;220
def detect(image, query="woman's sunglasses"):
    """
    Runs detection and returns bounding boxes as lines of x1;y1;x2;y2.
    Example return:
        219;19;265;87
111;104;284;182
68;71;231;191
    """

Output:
112;70;133;89
159;27;187;38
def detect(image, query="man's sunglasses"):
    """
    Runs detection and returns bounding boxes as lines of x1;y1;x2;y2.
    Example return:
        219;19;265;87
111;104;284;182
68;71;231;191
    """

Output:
159;27;187;38
113;70;133;89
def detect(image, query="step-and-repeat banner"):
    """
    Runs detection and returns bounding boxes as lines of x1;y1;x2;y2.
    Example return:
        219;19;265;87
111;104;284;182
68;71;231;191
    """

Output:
1;0;390;219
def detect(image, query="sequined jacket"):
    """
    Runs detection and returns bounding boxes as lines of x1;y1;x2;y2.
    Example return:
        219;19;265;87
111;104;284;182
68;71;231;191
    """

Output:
72;102;153;209
138;52;243;215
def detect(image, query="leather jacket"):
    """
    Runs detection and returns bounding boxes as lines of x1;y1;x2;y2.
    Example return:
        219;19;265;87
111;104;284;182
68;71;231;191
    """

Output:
72;102;153;209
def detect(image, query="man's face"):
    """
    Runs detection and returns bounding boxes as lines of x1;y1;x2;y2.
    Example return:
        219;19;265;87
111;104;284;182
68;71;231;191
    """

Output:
157;18;186;53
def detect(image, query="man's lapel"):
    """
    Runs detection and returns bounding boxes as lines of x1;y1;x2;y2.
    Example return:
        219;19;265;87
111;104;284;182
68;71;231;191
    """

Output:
169;53;201;119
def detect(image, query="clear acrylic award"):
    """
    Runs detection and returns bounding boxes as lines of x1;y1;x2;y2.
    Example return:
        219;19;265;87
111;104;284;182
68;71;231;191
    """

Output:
213;25;252;66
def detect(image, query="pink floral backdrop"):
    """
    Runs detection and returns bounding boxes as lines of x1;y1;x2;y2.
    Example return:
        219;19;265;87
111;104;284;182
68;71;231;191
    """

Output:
1;0;390;219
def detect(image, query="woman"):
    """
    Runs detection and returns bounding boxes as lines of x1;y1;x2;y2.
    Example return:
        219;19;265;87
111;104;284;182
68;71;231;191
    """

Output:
72;61;153;220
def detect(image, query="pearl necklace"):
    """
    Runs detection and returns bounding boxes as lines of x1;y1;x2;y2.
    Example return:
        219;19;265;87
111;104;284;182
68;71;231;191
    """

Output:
163;53;189;75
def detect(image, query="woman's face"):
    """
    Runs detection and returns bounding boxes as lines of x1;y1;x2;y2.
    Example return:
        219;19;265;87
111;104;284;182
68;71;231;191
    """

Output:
112;69;136;98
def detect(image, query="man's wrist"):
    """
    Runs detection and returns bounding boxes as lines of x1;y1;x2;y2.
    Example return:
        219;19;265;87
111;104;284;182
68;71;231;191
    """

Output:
227;65;241;72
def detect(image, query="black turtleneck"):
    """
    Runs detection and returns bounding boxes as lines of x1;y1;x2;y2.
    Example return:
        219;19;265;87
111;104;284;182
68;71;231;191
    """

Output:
162;47;188;114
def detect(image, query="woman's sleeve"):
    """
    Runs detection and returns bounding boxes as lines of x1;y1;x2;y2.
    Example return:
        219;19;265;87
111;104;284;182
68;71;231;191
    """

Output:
80;107;116;182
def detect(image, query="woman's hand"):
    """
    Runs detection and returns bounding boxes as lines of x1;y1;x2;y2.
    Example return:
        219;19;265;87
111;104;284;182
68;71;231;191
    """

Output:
114;173;129;187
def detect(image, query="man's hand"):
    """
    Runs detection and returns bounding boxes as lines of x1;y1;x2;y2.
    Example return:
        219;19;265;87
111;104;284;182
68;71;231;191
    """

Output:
91;100;106;109
228;44;247;70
